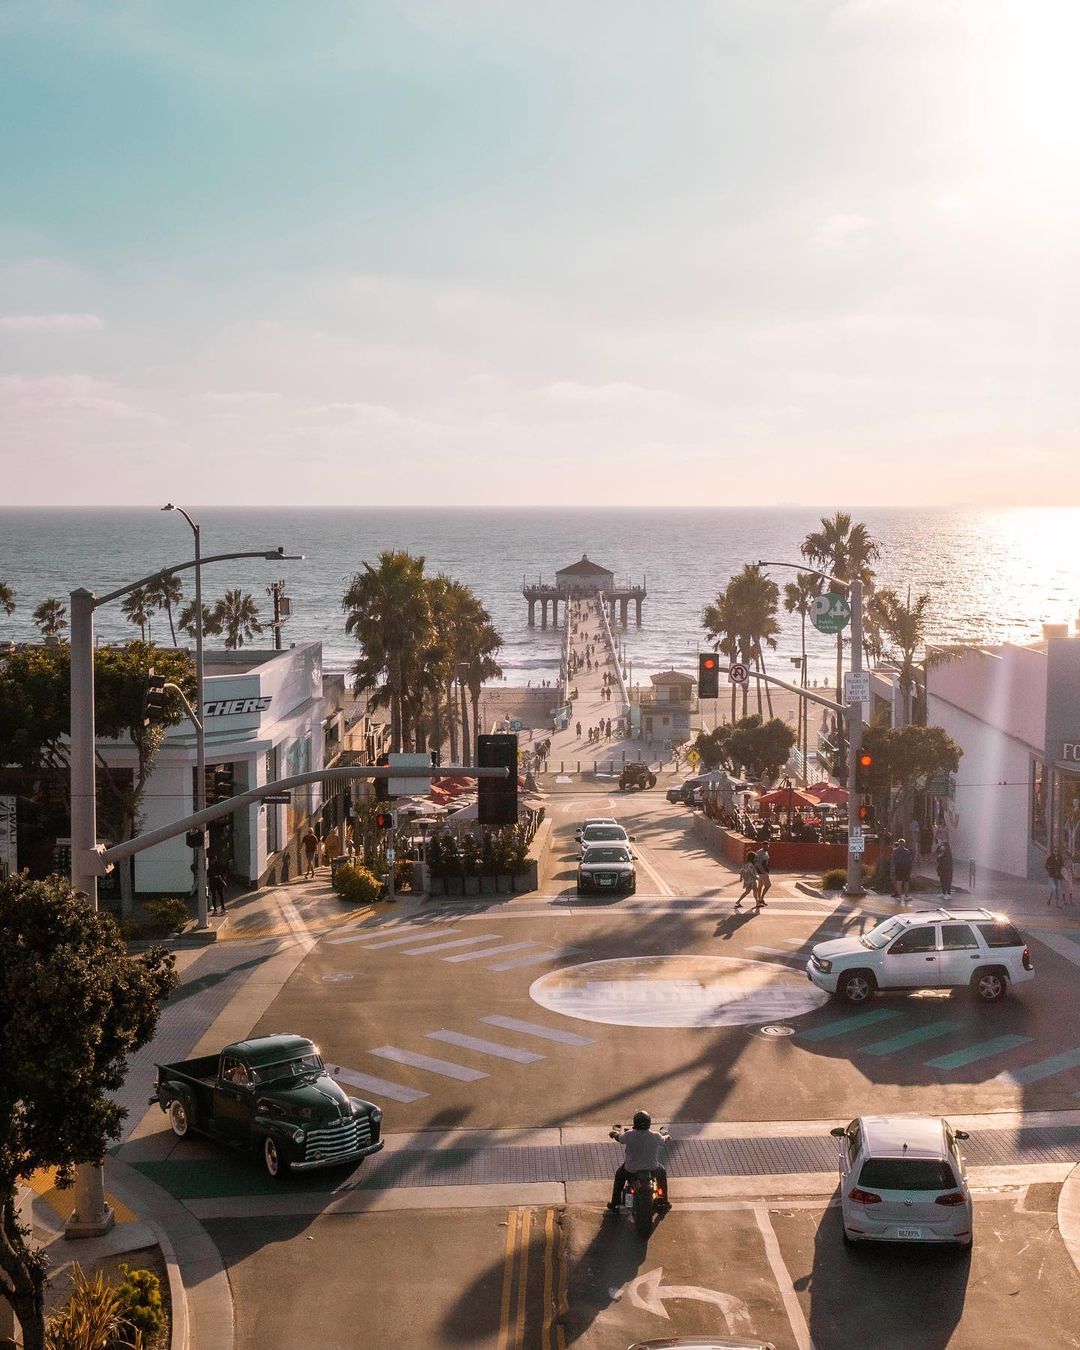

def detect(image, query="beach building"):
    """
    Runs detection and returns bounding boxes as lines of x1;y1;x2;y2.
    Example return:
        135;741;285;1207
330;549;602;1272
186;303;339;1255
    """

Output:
926;627;1080;882
630;668;701;746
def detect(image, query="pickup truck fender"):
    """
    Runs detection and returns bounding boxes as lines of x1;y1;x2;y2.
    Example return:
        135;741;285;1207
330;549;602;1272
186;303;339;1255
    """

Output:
158;1080;199;1135
251;1110;298;1149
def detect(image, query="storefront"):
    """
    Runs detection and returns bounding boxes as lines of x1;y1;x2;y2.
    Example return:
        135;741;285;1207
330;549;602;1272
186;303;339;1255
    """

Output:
98;642;325;894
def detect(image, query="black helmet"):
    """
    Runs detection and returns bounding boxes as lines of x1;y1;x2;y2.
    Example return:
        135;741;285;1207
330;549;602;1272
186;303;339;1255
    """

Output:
632;1110;651;1131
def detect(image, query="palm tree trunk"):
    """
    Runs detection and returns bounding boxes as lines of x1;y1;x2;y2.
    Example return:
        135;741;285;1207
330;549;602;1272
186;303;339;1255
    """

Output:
446;678;458;763
459;678;471;766
800;612;808;780
432;689;442;762
758;643;774;717
753;646;763;717
166;601;177;646
470;690;481;746
730;672;737;724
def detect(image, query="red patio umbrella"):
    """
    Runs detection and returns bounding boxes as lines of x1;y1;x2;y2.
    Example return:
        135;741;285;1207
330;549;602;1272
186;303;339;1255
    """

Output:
811;784;849;805
756;786;822;810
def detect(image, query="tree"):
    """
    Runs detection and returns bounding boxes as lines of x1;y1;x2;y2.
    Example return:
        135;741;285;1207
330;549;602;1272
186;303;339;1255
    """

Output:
862;722;962;834
120;585;154;642
690;714;796;784
702;566;779;720
31;598;67;640
783;572;822;778
702;592;742;722
343;552;433;752
144;572;183;646
213;590;263;650
0;582;14;620
178;599;222;641
867;588;932;727
0;873;178;1350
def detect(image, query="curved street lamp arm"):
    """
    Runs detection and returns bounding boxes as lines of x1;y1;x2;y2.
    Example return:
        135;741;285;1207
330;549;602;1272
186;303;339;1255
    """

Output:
95;549;303;608
756;559;847;590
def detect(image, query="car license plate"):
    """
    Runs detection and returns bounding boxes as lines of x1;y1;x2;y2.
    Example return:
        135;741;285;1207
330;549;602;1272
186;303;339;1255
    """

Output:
599;877;614;886
896;1227;922;1239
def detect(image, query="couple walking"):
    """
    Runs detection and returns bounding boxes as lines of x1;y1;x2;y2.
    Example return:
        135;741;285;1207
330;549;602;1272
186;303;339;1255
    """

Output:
735;846;771;911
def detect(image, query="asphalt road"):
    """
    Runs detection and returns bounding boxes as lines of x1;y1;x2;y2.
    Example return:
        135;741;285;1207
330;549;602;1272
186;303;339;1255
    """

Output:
122;786;1080;1348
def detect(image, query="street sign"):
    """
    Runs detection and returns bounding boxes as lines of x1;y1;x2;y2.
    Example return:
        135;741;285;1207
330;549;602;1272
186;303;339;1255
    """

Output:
263;792;291;805
389;751;434;797
386;848;395;864
728;662;749;686
843;671;870;704
811;592;851;635
848;834;865;855
928;772;949;796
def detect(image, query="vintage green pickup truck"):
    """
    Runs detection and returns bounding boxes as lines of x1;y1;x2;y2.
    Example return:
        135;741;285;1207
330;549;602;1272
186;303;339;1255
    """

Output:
151;1033;384;1178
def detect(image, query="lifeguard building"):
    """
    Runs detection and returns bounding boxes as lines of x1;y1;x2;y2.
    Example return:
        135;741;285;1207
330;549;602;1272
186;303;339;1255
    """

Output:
522;554;647;628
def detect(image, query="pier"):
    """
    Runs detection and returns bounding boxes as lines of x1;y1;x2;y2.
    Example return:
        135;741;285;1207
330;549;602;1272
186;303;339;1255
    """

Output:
523;554;646;628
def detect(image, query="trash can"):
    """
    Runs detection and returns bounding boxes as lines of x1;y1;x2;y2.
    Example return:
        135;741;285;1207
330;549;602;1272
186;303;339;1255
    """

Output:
330;855;351;883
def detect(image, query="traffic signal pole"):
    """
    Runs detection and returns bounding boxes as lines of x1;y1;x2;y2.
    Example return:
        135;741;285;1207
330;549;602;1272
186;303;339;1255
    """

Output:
845;579;865;898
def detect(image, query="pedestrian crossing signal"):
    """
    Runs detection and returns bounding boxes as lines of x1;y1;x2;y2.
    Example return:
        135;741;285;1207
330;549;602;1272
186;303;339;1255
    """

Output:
858;801;875;826
698;652;720;699
374;810;396;830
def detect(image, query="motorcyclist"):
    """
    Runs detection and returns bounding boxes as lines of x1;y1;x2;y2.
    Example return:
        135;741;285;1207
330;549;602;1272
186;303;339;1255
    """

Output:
607;1111;670;1213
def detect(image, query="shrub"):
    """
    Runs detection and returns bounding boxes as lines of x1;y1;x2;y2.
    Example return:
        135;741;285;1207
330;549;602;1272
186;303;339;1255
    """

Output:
460;833;481;877
821;868;847;892
394;858;413;891
117;918;144;943
143;898;189;937
505;826;531;874
116;1264;166;1342
332;863;382;905
480;831;499;877
46;1263;144;1350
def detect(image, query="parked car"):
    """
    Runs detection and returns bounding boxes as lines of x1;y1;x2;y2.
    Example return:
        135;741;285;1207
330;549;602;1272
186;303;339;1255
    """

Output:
578;844;637;895
152;1034;384;1178
831;1115;973;1247
665;785;685;803
619;762;656;791
575;816;617;841
807;909;1034;1004
579;823;634;857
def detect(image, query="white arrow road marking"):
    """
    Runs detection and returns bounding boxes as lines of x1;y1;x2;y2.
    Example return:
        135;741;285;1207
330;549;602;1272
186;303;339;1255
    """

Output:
624;1267;751;1332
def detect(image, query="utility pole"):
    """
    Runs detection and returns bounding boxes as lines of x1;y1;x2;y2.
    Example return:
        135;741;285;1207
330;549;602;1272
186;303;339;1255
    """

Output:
266;579;289;651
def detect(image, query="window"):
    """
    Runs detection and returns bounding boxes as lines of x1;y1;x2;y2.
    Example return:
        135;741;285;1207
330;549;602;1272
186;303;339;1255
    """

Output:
976;921;1023;949
888;926;937;955
858;1158;957;1191
863;918;905;949
846;1122;862;1168
221;1057;249;1086
1032;760;1048;845
940;923;978;950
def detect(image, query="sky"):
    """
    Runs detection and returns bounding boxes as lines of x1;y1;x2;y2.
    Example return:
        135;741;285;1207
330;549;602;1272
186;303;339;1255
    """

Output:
1;0;1078;507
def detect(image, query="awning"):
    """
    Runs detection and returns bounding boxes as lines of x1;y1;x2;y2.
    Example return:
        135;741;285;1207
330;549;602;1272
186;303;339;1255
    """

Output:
756;787;822;810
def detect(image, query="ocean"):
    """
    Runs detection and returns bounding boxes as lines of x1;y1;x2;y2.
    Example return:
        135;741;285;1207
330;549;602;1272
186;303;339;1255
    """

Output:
1;507;1077;685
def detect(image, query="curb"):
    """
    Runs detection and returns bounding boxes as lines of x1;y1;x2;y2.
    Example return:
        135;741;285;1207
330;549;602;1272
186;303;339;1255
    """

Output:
1058;1162;1080;1280
106;1157;233;1350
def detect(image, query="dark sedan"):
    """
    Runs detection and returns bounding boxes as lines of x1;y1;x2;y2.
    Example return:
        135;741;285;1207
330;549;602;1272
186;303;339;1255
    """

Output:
577;845;637;895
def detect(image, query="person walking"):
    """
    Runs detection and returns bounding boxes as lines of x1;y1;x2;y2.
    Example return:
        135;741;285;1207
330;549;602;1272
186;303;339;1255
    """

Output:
753;845;771;908
302;828;320;879
891;837;913;902
208;857;227;916
735;851;759;910
1046;846;1064;908
576;720;582;739
935;839;954;897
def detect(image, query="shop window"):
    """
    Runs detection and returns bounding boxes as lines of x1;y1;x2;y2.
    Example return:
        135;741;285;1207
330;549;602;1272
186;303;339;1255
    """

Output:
1031;761;1048;846
1060;773;1080;862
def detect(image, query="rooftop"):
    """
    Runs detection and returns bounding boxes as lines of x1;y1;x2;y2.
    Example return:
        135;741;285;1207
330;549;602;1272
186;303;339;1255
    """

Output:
555;554;613;577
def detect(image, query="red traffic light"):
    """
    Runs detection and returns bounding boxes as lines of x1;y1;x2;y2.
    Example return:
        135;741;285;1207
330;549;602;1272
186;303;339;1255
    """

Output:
703;657;716;670
858;753;873;769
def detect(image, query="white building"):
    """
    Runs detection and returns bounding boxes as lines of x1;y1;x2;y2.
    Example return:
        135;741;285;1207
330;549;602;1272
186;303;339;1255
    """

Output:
926;627;1080;882
101;642;326;893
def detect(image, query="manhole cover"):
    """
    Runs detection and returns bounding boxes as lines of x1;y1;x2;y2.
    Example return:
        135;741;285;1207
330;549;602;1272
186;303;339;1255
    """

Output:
321;973;354;983
759;1024;795;1037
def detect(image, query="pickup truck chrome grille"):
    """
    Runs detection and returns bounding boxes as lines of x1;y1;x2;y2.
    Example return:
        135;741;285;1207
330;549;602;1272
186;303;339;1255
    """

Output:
304;1115;372;1162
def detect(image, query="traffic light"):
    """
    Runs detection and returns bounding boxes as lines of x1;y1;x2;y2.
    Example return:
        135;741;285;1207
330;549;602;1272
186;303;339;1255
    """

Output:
142;668;167;725
374;809;396;831
858;801;876;827
854;750;874;793
477;733;519;826
698;652;720;699
374;752;391;802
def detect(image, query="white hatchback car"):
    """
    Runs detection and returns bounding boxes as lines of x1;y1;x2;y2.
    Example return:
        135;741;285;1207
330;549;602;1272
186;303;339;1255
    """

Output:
831;1115;973;1247
806;908;1034;1004
578;823;634;857
574;817;616;841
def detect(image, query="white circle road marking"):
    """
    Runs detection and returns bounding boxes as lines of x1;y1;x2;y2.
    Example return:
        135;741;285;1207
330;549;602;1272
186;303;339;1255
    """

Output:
529;955;829;1029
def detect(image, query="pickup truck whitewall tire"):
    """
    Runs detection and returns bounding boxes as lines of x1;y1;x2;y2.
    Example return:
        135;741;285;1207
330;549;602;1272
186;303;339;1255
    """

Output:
263;1134;290;1179
168;1099;191;1138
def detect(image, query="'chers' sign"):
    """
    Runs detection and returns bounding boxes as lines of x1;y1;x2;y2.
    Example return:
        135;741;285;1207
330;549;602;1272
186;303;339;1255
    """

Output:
204;697;273;717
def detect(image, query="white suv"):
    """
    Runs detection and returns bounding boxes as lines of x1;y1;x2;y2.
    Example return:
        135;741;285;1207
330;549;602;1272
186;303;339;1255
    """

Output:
807;908;1034;1005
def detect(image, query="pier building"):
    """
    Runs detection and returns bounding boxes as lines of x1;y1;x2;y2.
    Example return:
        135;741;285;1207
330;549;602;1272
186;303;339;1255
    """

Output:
523;554;647;628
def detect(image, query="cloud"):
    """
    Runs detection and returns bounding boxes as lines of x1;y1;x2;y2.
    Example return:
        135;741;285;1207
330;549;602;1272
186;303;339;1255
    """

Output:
0;312;104;332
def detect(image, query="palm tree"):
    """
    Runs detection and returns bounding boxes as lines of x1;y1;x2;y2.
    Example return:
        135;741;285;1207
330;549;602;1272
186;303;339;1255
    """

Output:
178;600;223;641
702;591;742;721
729;565;780;718
343;551;432;751
145;572;183;645
867;588;932;727
214;590;264;650
801;512;879;769
32;597;68;639
784;572;823;778
121;585;154;642
0;582;15;620
465;621;504;749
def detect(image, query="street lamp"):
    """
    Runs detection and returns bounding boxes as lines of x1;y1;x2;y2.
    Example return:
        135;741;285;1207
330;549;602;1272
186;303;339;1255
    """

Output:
161;504;208;928
758;560;865;899
66;536;301;1238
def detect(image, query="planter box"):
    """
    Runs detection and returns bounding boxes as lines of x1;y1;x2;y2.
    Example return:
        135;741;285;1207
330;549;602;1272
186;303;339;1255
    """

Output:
427;874;445;897
497;874;513;894
480;875;498;896
464;875;481;896
513;871;533;893
446;876;465;897
412;861;428;895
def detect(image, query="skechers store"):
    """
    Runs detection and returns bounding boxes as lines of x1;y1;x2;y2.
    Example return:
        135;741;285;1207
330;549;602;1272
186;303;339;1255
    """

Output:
928;626;1080;883
103;642;325;894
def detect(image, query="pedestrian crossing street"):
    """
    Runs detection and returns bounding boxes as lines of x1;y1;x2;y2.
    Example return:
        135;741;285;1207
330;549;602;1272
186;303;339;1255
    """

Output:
329;1014;595;1105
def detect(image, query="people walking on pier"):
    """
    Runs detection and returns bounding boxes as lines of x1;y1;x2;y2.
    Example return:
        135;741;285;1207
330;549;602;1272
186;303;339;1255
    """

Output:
576;721;582;739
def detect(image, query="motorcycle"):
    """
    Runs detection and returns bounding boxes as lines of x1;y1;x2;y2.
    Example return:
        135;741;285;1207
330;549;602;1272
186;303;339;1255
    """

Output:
608;1123;671;1237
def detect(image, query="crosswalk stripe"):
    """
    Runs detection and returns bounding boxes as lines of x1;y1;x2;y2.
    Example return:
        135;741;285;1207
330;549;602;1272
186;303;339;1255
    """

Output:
481;1016;594;1046
486;946;581;971
860;1019;957;1057
925;1035;1034;1070
797;1009;902;1042
442;942;539;964
333;929;457;949
1031;931;1080;969
400;934;503;956
996;1048;1080;1087
426;1031;544;1064
330;1066;428;1103
747;946;806;962
369;1046;488;1082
